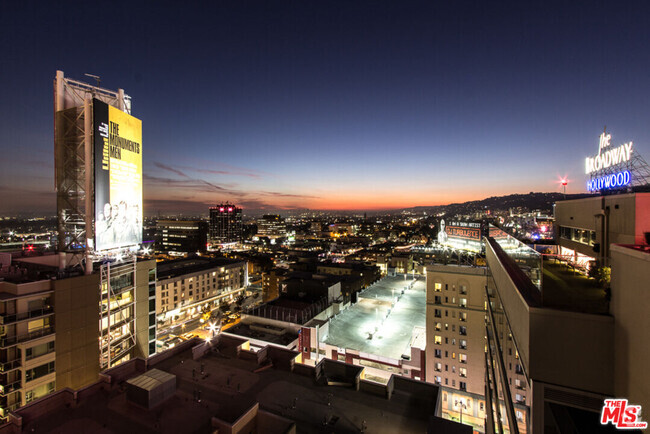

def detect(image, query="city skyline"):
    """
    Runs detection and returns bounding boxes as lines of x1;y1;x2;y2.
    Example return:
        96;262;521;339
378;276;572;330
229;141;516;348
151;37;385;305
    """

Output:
2;1;650;214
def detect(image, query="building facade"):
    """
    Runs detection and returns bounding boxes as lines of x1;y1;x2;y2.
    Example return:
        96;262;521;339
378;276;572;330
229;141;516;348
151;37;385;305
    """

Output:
425;264;530;432
0;255;156;421
156;258;248;326
209;205;242;245
555;192;650;268
155;220;208;255
256;215;287;240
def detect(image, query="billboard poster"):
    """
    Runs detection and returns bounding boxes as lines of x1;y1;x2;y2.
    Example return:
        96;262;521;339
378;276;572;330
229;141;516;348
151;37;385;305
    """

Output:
93;99;142;251
438;220;483;252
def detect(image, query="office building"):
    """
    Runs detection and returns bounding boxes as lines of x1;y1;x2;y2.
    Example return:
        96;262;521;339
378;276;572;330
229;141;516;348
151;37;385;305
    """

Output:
256;215;287;240
209;204;242;245
155;220;208;255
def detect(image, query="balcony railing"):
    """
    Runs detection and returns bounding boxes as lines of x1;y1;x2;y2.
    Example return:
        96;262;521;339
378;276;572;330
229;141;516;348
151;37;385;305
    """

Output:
0;380;22;396
0;306;54;325
0;326;55;348
0;358;21;373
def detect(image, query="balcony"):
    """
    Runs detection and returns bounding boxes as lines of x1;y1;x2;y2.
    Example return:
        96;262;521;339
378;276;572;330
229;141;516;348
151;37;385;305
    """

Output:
0;358;21;373
0;326;55;348
0;306;54;325
0;380;21;396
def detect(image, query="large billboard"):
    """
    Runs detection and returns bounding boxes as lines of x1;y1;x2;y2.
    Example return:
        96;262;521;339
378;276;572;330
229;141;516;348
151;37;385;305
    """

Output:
93;99;142;251
438;220;484;252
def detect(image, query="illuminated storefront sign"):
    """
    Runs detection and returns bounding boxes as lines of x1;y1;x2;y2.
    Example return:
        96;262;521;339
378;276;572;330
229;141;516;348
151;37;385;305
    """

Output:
585;132;633;174
587;170;631;192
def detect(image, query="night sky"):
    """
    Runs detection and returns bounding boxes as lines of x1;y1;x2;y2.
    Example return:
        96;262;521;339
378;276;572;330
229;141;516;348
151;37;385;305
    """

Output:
2;1;650;215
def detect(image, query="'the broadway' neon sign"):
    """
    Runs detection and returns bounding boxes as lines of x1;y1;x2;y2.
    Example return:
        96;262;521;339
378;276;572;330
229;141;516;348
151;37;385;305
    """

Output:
587;170;631;192
585;132;633;174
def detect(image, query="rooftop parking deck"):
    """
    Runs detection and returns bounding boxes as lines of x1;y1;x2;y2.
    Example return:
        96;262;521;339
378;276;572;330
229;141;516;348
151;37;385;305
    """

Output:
323;274;426;360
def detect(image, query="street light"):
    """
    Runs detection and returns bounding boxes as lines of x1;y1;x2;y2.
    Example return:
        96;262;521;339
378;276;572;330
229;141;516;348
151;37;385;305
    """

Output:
455;398;468;424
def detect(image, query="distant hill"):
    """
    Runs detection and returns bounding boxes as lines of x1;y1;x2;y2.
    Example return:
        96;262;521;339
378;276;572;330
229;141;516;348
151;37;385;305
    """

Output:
404;192;591;216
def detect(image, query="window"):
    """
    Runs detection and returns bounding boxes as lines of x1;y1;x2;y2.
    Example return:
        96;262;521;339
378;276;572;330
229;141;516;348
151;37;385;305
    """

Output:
452;380;455;387
445;351;448;357
25;381;55;403
435;322;442;332
26;341;55;361
434;283;442;292
460;340;467;349
460;298;467;308
459;367;467;377
445;337;448;344
459;381;466;391
459;354;467;364
435;363;442;371
435;376;442;384
445;378;448;385
434;309;442;318
434;336;442;345
460;285;467;295
434;349;441;358
26;361;55;382
459;326;467;336
459;312;467;322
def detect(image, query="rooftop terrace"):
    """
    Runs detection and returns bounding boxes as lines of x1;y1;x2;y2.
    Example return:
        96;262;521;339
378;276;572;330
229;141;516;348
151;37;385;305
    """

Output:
1;335;463;434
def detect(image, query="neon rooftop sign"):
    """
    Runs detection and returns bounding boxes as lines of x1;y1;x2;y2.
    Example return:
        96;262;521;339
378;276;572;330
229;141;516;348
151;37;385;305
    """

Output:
585;132;633;174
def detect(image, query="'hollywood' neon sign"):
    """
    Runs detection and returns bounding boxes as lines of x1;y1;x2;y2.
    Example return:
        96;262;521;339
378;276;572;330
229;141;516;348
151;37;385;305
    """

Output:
587;170;631;192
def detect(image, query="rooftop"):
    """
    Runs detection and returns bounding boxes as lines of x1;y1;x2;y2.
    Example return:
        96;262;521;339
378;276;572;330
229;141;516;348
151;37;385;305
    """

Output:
541;259;609;315
3;335;456;433
157;257;244;280
323;274;426;360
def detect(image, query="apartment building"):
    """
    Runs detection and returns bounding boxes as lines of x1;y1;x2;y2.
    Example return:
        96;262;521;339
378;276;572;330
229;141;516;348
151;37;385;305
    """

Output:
426;264;529;433
0;255;156;421
156;257;248;325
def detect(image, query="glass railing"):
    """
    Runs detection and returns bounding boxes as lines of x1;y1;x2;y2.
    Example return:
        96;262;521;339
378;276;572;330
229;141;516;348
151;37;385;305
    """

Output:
0;326;55;348
0;306;54;325
489;225;543;290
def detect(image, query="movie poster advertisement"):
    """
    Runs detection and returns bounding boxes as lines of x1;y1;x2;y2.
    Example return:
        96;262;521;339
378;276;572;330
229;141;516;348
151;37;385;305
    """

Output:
93;99;142;251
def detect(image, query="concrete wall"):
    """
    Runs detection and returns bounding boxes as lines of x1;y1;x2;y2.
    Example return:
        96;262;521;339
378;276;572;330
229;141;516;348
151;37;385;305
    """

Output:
611;244;650;410
528;307;613;395
54;273;100;391
487;238;614;396
135;260;156;359
555;193;650;257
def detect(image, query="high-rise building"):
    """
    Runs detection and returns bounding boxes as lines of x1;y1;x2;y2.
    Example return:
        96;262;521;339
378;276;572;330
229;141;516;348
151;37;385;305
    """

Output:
209;204;242;245
1;70;159;421
155;220;208;255
0;254;156;421
256;215;286;239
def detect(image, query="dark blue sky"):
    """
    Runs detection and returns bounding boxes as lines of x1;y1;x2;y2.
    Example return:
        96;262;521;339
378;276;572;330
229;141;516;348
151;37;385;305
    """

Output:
2;1;650;214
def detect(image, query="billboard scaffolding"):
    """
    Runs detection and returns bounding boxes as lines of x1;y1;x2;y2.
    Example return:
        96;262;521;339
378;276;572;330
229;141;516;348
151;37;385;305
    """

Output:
54;70;134;271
